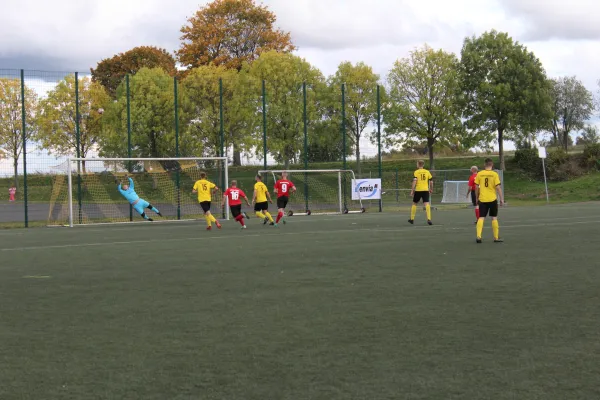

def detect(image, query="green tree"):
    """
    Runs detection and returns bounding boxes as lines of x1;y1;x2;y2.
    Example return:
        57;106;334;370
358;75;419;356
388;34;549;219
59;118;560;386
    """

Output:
91;46;176;97
576;125;599;146
328;61;379;175
248;51;325;168
180;65;259;160
548;76;593;150
460;30;551;170
37;75;109;172
384;45;465;170
100;68;177;159
0;78;38;188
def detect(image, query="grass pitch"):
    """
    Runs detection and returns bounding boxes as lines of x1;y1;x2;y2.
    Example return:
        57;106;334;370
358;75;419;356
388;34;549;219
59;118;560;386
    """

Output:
1;203;600;399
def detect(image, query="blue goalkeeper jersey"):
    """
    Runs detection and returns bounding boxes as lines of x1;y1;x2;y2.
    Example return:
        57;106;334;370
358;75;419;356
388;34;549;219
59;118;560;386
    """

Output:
118;178;140;204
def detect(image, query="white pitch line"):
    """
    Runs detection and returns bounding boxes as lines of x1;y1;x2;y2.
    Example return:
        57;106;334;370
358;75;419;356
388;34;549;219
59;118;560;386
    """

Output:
1;219;600;252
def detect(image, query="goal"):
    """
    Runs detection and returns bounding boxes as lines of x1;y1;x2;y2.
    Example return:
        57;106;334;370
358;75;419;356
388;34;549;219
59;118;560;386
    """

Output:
257;169;365;215
48;157;229;227
441;181;471;204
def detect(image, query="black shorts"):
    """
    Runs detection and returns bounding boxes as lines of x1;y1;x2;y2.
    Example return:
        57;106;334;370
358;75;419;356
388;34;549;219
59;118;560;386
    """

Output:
470;190;477;206
276;196;289;209
479;200;498;218
254;201;268;212
199;201;211;213
413;191;430;203
230;204;242;218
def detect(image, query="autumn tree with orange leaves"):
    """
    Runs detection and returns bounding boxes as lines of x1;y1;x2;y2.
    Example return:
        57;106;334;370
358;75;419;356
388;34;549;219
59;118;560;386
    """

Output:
91;46;177;97
177;0;295;72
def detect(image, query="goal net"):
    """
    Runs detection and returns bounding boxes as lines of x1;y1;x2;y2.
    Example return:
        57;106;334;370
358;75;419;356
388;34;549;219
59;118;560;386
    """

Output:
441;181;471;204
48;157;228;227
257;169;364;215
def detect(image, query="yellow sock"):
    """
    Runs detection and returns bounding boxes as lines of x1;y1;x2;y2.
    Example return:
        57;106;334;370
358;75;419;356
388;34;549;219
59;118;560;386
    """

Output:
264;211;274;222
209;214;216;223
476;218;484;238
425;204;431;221
492;220;499;240
205;215;212;227
410;205;417;220
255;211;266;219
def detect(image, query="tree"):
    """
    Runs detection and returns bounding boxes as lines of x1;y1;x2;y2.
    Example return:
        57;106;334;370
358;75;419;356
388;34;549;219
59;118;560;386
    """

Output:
91;46;176;97
99;68;177;159
328;62;379;175
460;30;551;170
178;0;295;165
248;51;325;168
180;65;259;160
576;125;600;146
548;76;593;150
0;78;37;189
37;75;109;172
177;0;295;72
384;45;465;170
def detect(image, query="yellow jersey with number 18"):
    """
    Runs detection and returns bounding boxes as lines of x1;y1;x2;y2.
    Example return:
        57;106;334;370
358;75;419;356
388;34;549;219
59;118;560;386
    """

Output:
193;179;216;202
254;182;269;203
413;169;433;191
475;170;501;202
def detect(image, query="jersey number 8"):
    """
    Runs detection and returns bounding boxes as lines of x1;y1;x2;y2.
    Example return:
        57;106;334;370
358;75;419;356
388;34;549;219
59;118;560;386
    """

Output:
484;178;489;187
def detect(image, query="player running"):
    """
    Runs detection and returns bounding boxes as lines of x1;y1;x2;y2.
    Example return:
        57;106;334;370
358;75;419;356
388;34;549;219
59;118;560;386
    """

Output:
475;158;504;243
252;174;275;226
274;171;296;226
116;175;162;221
192;172;222;230
466;166;479;223
223;180;251;229
409;160;433;225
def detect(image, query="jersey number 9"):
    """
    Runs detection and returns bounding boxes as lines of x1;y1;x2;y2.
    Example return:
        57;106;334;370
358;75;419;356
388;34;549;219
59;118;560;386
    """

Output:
281;183;288;192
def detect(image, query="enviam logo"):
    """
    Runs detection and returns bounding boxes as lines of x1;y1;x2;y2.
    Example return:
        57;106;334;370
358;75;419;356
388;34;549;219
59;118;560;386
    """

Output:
354;180;379;198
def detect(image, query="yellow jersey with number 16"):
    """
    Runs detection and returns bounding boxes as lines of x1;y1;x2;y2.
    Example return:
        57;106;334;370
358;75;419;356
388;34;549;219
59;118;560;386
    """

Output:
475;170;501;202
413;169;433;192
193;179;216;202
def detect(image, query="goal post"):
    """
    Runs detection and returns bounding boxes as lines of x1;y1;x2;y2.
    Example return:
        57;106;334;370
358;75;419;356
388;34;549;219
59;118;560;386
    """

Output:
257;169;365;215
49;157;229;227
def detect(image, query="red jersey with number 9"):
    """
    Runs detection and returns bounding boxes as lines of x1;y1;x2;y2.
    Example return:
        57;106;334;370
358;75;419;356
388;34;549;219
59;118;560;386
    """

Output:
275;179;294;198
224;188;245;206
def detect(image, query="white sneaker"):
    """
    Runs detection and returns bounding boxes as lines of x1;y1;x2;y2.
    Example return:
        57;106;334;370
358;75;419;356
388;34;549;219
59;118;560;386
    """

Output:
241;225;247;229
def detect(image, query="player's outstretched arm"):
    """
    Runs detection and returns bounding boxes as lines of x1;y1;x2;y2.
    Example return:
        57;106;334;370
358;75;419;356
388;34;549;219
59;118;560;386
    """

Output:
244;195;251;206
266;191;273;203
496;185;504;205
410;179;416;196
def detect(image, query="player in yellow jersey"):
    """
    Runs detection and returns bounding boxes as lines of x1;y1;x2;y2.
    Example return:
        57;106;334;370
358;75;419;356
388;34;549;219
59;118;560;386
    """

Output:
409;160;433;225
475;158;504;243
252;175;275;226
192;172;222;230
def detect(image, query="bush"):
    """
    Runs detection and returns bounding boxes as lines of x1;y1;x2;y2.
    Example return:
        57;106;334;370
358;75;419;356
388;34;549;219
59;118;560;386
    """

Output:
514;148;542;177
583;143;600;170
546;148;583;181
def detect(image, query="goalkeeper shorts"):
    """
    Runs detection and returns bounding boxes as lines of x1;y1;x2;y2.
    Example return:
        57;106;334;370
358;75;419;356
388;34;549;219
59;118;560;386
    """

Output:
133;199;150;215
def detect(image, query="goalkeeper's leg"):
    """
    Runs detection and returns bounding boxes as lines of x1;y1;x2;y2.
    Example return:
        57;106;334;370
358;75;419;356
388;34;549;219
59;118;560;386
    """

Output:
146;202;162;217
134;202;153;221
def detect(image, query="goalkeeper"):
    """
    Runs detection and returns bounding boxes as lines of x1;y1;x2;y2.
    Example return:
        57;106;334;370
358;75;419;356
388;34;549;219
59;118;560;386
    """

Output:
116;175;163;221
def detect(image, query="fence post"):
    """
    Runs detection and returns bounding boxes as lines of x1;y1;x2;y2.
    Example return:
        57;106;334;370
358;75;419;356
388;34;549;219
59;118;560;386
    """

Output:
20;70;28;227
219;78;225;218
341;83;347;211
395;169;399;203
303;82;309;212
126;74;132;222
75;72;82;225
262;79;267;172
174;76;181;220
377;84;382;212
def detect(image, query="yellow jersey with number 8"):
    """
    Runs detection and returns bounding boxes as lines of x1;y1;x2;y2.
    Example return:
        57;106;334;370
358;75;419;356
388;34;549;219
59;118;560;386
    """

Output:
193;179;216;202
413;169;433;192
475;170;501;202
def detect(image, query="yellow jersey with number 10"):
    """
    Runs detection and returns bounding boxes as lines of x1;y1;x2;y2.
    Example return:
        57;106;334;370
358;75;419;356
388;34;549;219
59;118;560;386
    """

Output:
254;182;269;203
475;170;501;202
413;169;433;192
193;179;216;202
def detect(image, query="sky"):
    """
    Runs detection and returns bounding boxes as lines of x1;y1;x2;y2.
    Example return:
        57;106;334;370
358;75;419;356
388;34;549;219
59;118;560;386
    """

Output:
1;0;600;168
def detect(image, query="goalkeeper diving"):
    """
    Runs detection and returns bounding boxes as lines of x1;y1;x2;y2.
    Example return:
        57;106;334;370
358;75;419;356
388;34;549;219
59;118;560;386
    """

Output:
116;175;163;221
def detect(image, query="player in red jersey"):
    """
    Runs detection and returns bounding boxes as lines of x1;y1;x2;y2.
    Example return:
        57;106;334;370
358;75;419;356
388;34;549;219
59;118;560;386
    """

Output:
466;166;479;223
274;171;296;225
223;180;251;229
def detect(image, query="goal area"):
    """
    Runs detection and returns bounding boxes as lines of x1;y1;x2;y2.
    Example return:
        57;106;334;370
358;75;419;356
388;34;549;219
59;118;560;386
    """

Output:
258;169;365;216
48;157;228;227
